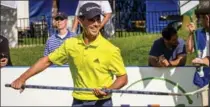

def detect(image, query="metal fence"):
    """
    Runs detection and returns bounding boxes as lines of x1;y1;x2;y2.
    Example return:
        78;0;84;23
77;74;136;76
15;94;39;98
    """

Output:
17;16;50;47
114;10;180;37
16;10;180;47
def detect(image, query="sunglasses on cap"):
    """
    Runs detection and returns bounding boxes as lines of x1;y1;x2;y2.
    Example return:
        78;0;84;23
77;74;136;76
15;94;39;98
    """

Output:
55;17;65;21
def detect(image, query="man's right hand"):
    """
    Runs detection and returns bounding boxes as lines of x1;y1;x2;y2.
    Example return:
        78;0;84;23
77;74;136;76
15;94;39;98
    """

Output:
192;58;204;66
93;87;109;98
11;78;26;93
158;55;170;67
187;23;196;34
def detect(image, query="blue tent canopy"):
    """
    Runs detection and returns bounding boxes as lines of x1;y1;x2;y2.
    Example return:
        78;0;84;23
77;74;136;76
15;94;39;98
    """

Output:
145;0;179;33
29;0;78;36
115;0;180;33
29;0;78;19
29;0;53;19
58;0;78;16
29;0;180;34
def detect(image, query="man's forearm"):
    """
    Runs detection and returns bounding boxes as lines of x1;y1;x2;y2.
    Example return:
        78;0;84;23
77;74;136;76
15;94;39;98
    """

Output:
170;55;186;66
100;13;112;29
186;33;194;53
148;56;162;67
203;56;210;66
108;74;128;89
71;17;79;32
19;56;52;81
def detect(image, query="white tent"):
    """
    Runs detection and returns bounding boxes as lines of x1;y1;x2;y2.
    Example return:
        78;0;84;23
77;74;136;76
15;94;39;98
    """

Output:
1;1;18;47
1;1;17;9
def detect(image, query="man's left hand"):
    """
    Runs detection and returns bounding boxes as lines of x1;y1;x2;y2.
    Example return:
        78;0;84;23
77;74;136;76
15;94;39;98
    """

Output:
0;58;8;67
158;55;170;67
93;88;108;98
192;58;204;66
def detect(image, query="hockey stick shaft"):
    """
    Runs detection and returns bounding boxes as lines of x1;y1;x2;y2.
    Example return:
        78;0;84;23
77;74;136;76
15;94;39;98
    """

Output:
5;84;183;96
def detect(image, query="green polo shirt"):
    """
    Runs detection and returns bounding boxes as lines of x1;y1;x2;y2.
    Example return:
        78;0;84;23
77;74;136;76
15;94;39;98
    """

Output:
48;33;126;100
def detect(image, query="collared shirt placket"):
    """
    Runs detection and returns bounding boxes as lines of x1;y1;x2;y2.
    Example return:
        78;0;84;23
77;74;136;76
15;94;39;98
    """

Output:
81;45;89;69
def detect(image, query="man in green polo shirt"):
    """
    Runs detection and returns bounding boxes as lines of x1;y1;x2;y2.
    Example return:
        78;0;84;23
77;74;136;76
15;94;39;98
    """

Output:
10;2;128;107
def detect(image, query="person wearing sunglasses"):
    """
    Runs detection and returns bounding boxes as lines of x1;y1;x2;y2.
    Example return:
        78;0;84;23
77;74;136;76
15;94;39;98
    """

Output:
71;0;112;37
10;3;127;107
44;12;76;56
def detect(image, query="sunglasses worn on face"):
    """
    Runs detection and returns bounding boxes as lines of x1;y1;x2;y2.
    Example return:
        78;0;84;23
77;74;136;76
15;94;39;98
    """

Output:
87;15;101;22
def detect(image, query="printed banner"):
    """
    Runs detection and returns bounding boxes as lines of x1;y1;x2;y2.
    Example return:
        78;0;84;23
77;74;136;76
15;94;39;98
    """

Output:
1;67;205;106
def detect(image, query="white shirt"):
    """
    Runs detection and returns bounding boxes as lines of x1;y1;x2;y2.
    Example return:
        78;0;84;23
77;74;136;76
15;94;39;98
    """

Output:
75;0;112;20
58;31;68;39
202;32;210;58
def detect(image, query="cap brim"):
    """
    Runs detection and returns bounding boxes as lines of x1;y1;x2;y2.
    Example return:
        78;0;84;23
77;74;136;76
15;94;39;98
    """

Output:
86;13;102;19
82;9;102;19
55;16;67;20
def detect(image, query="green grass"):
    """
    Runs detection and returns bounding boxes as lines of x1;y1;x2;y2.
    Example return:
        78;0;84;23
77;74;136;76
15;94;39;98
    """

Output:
10;46;44;66
111;32;195;66
111;33;161;66
18;37;47;45
11;30;196;66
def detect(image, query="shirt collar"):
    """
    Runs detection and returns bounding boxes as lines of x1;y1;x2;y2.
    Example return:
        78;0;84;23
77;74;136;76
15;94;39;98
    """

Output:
78;32;103;48
55;30;71;40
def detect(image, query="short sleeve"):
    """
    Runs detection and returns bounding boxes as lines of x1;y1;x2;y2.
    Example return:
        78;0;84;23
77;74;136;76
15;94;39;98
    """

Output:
108;48;126;76
149;40;162;57
44;40;50;56
101;1;112;14
48;41;68;66
176;41;187;55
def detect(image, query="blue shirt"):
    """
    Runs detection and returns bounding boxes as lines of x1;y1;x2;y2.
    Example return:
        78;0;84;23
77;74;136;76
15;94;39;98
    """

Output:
193;28;210;88
195;28;207;51
193;67;210;88
149;38;186;66
44;30;76;56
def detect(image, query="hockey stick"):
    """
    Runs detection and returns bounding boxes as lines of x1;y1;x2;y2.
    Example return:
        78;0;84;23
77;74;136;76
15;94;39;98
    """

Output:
5;84;208;96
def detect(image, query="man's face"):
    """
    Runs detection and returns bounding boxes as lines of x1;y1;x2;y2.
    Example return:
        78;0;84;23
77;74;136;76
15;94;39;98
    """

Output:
199;15;210;29
80;15;101;37
165;34;178;47
55;18;67;30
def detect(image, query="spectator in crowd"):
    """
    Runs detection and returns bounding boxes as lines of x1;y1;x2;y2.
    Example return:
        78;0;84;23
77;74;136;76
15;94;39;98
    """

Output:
148;27;187;67
10;3;127;107
187;1;210;106
44;12;76;56
192;55;210;107
71;0;112;38
186;16;209;57
0;35;12;67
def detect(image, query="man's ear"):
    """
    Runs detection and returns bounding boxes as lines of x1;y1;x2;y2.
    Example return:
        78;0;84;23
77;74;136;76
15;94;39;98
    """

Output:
77;17;85;29
163;38;168;43
205;14;209;22
77;17;82;25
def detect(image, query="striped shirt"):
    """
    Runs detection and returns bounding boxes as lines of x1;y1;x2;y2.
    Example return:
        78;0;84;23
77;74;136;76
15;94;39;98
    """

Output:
44;30;76;56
